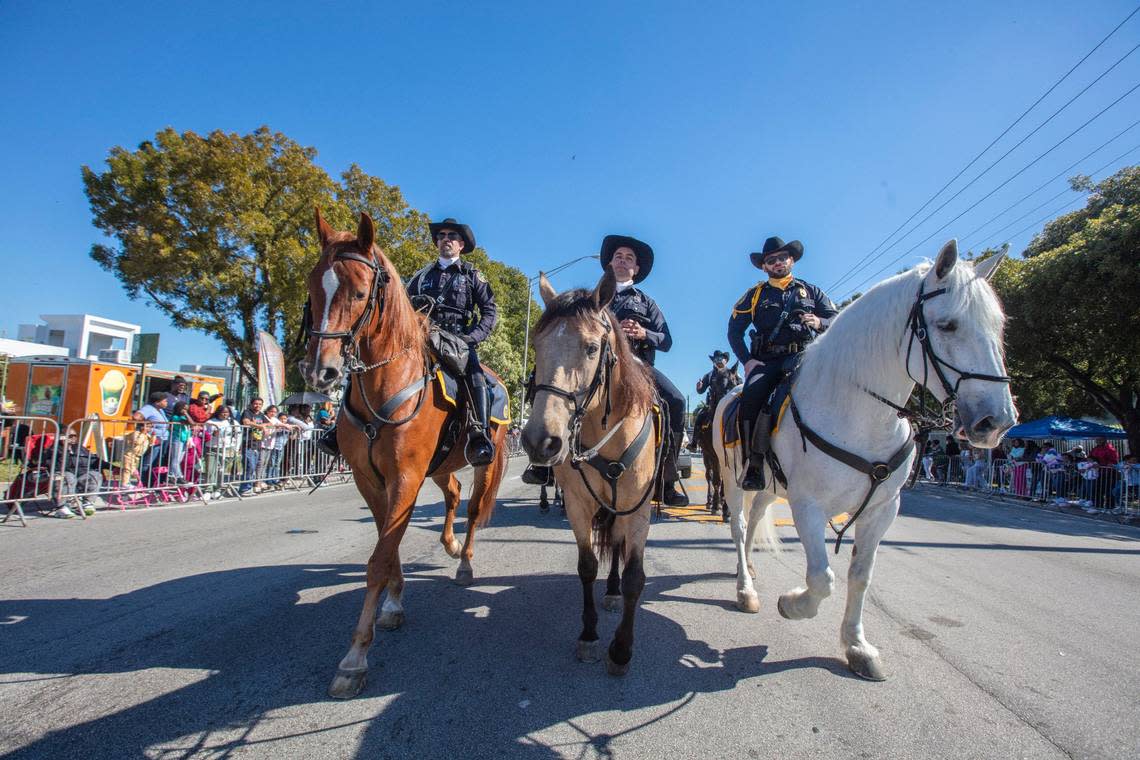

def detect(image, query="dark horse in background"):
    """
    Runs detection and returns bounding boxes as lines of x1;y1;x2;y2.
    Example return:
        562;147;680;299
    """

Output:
302;211;509;698
693;362;741;521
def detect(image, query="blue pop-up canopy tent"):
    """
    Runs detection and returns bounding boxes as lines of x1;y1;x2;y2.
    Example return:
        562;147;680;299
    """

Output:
1005;415;1127;440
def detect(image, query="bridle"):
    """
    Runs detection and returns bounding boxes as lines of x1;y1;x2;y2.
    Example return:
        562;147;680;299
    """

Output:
529;312;664;516
302;248;393;374
867;280;1012;430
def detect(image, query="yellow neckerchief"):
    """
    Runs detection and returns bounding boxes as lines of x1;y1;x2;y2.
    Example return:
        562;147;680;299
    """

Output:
733;275;796;316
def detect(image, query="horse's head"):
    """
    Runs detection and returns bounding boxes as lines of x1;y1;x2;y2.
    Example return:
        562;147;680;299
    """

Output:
522;271;624;465
907;240;1018;448
300;210;388;392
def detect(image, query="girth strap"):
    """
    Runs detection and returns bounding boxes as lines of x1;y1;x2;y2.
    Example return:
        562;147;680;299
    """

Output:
340;370;432;440
789;397;914;554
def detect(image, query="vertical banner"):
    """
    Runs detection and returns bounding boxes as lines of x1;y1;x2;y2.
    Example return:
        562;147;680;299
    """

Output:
257;331;286;406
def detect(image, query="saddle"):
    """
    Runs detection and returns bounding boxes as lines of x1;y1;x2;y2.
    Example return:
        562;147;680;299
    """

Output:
424;363;511;474
720;362;801;450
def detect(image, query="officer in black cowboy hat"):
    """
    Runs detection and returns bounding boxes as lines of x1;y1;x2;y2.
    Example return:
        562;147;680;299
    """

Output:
319;217;499;465
728;236;837;490
524;234;688;506
696;350;733;396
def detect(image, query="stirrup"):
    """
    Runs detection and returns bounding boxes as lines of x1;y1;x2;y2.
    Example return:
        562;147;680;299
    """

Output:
522;465;552;486
663;480;688;507
317;428;340;458
740;461;766;491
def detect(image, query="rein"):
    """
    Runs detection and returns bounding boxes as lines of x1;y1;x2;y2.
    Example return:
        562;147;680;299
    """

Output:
790;280;1011;553
531;315;664;516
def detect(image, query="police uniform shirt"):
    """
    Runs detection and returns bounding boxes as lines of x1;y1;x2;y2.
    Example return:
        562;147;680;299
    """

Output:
727;278;837;364
610;283;672;366
406;259;498;345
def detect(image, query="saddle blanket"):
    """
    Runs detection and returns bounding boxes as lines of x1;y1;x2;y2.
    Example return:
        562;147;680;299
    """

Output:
434;367;511;426
719;383;794;449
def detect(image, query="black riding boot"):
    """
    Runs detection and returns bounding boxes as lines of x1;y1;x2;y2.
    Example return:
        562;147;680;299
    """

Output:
662;432;689;507
317;425;340;458
464;381;495;467
522;464;553;485
740;413;772;491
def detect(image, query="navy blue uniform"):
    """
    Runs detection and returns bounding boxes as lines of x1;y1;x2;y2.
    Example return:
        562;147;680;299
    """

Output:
610;285;683;436
728;279;837;423
406;260;497;375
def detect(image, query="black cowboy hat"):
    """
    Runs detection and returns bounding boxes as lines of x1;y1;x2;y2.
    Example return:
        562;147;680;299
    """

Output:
709;350;730;362
750;236;804;269
600;234;653;284
428;218;476;254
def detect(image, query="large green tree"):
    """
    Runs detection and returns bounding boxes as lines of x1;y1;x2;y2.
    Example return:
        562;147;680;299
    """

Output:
989;166;1140;452
84;127;536;412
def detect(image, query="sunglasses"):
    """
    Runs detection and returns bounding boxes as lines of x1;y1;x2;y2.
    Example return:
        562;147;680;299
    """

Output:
763;253;793;264
435;232;463;241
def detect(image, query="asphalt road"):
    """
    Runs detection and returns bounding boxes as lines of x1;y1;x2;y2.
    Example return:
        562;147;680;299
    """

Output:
2;456;1138;760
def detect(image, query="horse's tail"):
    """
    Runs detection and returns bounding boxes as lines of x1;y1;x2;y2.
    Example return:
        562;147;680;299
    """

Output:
752;499;781;554
593;507;618;562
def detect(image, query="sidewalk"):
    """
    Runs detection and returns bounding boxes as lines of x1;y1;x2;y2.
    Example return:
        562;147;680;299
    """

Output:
913;480;1140;528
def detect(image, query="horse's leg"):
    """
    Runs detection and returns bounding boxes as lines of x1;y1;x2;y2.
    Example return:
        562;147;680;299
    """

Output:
454;447;505;585
575;541;601;662
377;547;405;631
724;477;759;613
841;498;899;681
329;478;419;699
602;549;622;611
743;493;768;578
434;473;462;558
539;483;550;512
777;500;835;621
606;536;646;676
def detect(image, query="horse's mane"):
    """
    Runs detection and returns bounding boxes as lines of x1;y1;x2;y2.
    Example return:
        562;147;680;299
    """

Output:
372;249;428;350
801;261;1004;407
535;288;656;419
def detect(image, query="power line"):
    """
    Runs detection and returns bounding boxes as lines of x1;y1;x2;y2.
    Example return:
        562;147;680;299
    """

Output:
963;139;1140;249
957;118;1140;246
837;79;1140;300
829;37;1140;294
973;142;1140;250
989;195;1090;248
825;5;1140;293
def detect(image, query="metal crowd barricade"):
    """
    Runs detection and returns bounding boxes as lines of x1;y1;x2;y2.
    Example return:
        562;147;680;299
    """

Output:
919;454;1139;516
43;415;355;518
1;415;61;527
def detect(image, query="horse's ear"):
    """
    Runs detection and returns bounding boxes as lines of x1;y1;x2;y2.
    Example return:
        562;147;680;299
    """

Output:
730;361;739;372
933;239;958;280
315;208;335;250
538;272;557;307
593;270;617;310
973;246;1008;281
357;212;375;253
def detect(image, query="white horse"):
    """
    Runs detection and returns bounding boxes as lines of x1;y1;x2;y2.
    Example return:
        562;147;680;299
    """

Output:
712;240;1016;680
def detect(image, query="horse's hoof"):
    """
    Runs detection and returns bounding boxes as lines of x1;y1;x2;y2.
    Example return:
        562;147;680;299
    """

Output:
605;652;630;677
736;591;760;614
377;610;404;631
602;594;622;612
576;639;600;663
776;594;793;620
328;668;367;699
540;504;549;513
443;539;462;559
454;566;474;586
847;651;887;682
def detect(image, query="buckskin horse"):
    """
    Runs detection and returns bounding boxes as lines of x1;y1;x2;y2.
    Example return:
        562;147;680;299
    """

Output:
302;211;508;698
711;241;1016;680
522;272;661;676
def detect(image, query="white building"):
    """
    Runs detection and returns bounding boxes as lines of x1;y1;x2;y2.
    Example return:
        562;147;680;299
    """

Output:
17;314;140;362
0;337;69;358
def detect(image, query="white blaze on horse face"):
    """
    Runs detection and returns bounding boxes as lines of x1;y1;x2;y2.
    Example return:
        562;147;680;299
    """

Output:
319;266;340;332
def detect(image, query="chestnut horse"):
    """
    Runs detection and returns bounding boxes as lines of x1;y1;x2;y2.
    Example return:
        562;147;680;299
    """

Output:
302;211;508;698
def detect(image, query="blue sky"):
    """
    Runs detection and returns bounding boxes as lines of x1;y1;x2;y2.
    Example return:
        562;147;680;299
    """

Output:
2;1;1138;403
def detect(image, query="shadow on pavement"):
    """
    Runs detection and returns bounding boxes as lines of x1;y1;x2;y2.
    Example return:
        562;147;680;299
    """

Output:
0;558;836;758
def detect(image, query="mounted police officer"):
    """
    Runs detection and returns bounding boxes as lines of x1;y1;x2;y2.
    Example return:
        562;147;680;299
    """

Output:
318;217;498;466
522;235;688;506
696;350;739;401
728;236;837;490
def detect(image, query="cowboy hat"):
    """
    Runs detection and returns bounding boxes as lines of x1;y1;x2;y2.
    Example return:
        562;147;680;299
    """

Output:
600;235;653;283
709;350;730;362
750;236;804;269
429;218;476;254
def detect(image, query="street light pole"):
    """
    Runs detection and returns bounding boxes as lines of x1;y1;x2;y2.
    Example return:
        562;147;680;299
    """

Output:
516;254;600;424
